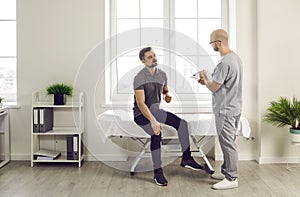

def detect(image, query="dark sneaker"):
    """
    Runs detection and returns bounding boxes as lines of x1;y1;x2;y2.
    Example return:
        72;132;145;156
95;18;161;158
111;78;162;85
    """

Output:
204;163;215;175
180;157;204;170
154;168;168;186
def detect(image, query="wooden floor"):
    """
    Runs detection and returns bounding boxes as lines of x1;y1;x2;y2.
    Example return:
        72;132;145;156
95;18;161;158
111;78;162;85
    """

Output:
1;159;300;197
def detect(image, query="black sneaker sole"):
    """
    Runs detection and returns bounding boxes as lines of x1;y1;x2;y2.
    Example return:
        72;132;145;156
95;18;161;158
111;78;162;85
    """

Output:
181;164;203;171
154;178;168;186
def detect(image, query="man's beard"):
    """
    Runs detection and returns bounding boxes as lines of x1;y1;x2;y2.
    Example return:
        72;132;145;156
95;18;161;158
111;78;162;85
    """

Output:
213;46;219;52
148;62;157;68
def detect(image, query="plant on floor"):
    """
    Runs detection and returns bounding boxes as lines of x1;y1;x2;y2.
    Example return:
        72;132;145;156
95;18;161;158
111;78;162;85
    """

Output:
264;96;300;142
264;96;300;129
46;83;73;105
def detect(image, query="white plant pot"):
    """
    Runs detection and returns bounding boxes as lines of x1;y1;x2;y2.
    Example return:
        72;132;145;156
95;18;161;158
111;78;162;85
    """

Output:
0;103;2;108
289;128;300;143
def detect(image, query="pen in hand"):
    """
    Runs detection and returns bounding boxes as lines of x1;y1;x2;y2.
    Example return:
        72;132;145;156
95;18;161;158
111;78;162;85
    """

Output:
198;70;206;85
192;71;200;77
191;71;201;80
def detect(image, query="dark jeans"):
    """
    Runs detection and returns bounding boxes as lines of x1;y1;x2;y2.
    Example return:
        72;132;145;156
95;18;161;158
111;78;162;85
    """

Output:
134;109;191;170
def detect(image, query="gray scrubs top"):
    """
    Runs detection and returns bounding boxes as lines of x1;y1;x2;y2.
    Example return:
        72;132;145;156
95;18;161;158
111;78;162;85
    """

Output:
212;52;243;116
133;67;167;117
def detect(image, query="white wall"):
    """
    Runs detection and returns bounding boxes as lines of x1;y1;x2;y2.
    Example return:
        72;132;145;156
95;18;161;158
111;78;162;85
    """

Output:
258;0;300;163
9;0;299;163
11;0;106;159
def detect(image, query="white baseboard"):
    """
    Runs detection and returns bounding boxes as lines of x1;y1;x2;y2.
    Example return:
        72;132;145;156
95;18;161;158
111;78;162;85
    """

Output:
85;152;182;161
215;154;257;161
84;154;128;161
11;154;30;160
258;156;300;164
9;154;128;162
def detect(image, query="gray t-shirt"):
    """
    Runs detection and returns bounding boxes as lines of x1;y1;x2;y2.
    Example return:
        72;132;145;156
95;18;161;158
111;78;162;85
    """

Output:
133;67;167;117
212;52;243;116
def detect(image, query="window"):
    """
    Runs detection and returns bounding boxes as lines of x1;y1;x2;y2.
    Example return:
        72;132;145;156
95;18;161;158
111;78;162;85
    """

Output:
0;0;17;104
105;0;235;107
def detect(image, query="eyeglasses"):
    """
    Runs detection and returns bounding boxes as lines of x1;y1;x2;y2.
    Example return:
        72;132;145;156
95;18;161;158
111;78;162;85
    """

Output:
209;40;222;44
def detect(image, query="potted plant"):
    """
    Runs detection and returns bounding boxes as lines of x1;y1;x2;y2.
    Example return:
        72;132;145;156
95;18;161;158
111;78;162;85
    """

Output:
46;83;73;105
264;96;300;142
0;97;4;108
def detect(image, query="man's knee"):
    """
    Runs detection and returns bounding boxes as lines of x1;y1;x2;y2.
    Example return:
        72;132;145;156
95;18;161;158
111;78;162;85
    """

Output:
177;119;188;131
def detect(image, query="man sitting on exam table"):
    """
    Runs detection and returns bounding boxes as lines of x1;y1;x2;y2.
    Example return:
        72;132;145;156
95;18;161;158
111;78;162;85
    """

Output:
133;47;208;186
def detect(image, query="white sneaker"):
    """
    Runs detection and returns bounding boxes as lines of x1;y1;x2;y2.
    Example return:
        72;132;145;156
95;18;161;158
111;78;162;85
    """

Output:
211;173;225;180
212;178;238;190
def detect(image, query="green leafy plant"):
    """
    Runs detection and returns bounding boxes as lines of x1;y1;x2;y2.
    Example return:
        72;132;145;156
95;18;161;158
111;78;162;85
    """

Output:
264;96;300;129
0;97;4;103
46;83;73;96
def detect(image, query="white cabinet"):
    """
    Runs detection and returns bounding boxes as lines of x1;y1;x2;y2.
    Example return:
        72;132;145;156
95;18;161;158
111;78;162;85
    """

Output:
0;107;10;168
31;91;84;167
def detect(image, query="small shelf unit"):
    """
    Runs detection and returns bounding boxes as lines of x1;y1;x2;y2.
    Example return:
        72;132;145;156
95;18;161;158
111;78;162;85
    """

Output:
31;91;84;167
0;107;10;168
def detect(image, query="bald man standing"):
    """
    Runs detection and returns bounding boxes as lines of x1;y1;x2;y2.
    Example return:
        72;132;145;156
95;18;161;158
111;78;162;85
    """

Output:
199;29;242;190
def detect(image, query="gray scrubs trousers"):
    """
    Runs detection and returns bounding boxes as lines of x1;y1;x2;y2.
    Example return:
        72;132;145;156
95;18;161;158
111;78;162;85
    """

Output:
215;113;241;181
